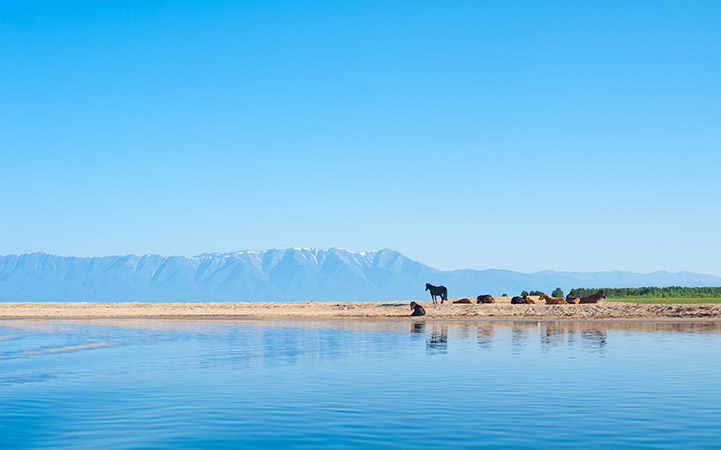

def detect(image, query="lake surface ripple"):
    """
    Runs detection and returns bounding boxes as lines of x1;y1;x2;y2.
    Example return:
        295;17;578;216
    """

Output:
1;319;720;449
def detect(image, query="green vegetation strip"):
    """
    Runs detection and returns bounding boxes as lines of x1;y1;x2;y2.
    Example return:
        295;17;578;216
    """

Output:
606;298;721;304
571;286;721;298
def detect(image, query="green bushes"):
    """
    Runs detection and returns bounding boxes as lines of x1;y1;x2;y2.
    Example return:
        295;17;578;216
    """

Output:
520;290;542;297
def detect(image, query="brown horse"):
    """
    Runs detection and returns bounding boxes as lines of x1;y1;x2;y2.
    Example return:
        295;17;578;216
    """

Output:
579;291;607;304
566;293;580;304
477;295;495;304
539;292;568;304
453;298;472;304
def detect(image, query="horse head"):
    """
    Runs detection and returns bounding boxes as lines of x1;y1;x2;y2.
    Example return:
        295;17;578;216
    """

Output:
425;283;432;291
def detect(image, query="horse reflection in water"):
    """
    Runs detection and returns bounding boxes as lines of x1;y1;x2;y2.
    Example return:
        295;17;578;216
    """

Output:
406;322;633;355
410;322;426;340
511;322;533;353
540;322;567;349
539;323;607;353
581;330;607;352
456;324;475;341
476;325;495;349
426;325;448;354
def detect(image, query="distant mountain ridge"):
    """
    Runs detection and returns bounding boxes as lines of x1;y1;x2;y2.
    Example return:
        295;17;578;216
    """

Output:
1;248;720;302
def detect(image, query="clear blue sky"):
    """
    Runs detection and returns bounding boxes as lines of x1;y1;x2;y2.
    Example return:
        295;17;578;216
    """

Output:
1;0;720;275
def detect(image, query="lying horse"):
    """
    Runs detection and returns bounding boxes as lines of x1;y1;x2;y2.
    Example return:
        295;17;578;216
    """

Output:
410;301;426;316
539;292;568;304
425;283;448;304
453;298;472;304
477;295;495;304
579;291;606;304
566;293;580;304
511;295;534;304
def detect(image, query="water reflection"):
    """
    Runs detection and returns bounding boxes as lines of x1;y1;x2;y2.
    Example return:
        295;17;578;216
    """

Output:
581;330;607;353
413;320;620;355
426;325;448;354
0;319;719;365
410;322;425;337
476;324;495;349
536;322;608;354
510;322;533;353
418;320;720;356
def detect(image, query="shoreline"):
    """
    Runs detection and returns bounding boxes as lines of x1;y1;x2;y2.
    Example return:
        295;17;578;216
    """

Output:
2;300;721;322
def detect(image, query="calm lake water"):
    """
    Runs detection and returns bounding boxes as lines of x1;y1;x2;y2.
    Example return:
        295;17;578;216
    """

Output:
1;319;720;449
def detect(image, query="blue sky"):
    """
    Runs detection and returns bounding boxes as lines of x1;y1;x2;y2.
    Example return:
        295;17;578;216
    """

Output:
1;0;720;274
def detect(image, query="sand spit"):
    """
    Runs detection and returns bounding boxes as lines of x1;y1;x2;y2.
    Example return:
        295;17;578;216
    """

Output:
2;298;721;321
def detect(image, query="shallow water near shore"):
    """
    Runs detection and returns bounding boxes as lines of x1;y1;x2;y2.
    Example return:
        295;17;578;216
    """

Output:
1;319;720;449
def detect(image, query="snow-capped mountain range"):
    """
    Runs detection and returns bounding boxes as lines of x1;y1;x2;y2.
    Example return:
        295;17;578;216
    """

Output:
1;248;719;302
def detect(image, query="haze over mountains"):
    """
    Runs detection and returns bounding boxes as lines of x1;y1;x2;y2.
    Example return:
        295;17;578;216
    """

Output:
1;248;719;302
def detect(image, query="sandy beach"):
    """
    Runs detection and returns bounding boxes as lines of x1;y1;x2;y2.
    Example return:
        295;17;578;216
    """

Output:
2;298;721;321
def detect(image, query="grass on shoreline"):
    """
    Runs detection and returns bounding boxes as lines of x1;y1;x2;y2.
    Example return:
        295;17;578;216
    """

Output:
606;298;721;304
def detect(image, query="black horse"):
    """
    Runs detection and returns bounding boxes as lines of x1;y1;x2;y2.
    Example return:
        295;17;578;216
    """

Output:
410;301;426;316
425;283;448;304
511;295;533;304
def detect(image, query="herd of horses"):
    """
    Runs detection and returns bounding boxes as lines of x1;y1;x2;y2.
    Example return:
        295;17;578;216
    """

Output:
423;283;606;306
412;284;607;316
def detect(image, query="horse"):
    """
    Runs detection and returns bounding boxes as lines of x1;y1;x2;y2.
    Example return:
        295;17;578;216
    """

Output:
425;283;448;304
453;298;472;304
566;293;580;304
410;301;426;316
511;295;534;304
477;295;495;304
539;292;568;304
579;291;606;304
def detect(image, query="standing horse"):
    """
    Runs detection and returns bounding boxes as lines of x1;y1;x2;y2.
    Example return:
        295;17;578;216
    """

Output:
579;291;606;304
425;283;448;304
